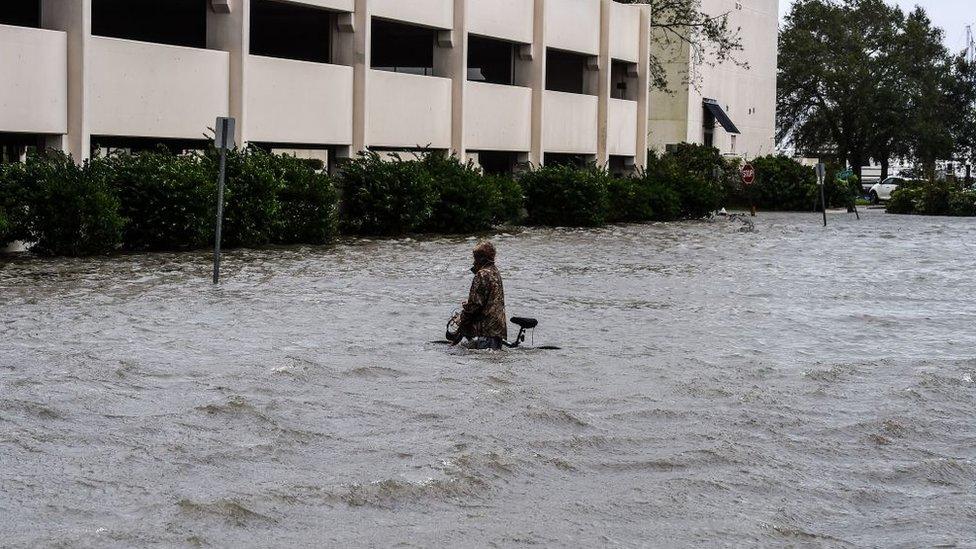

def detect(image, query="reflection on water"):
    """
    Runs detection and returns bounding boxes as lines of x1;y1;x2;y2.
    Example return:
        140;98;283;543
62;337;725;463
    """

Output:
2;209;975;546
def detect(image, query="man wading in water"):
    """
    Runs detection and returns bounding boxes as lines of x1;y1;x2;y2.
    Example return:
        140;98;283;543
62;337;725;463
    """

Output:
451;241;508;350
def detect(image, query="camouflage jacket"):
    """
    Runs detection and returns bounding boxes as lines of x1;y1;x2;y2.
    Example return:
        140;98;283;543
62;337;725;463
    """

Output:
458;262;508;340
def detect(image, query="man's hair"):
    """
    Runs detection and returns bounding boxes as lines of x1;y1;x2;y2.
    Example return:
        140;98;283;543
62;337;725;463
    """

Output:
473;241;496;263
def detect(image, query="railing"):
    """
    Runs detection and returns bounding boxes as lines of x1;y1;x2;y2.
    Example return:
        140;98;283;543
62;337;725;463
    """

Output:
88;37;229;138
247;56;354;145
0;25;67;134
368;70;453;149
465;81;532;152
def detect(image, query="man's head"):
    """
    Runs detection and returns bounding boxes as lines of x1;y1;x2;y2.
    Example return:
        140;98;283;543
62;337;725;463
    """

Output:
472;241;496;269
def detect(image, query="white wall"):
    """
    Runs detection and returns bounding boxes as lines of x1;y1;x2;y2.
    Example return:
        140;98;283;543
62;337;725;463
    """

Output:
466;0;534;43
545;0;600;55
608;98;637;156
286;0;354;11
648;0;779;159
544;91;598;153
371;0;453;29
368;70;453;148
0;25;67;134
247;56;354;145
88;37;229;138
608;0;639;62
465;82;532;151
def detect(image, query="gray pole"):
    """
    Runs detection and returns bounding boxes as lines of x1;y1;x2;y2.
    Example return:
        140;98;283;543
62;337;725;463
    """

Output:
820;177;827;227
213;147;227;284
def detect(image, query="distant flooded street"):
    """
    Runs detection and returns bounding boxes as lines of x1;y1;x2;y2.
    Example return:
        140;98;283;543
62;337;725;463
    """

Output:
2;209;975;547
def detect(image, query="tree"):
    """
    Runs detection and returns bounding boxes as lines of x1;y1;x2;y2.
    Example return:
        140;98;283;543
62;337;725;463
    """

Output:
619;0;747;91
777;0;903;179
778;0;976;180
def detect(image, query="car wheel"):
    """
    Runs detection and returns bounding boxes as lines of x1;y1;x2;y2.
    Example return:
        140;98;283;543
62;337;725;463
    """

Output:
870;191;879;205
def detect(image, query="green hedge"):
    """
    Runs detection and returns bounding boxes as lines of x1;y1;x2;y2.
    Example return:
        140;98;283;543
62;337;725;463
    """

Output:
337;151;522;236
2;153;124;255
747;155;858;211
0;148;337;256
2;143;778;256
887;182;976;216
519;164;610;227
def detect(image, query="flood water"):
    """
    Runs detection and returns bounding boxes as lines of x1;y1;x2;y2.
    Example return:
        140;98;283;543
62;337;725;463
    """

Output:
1;208;975;547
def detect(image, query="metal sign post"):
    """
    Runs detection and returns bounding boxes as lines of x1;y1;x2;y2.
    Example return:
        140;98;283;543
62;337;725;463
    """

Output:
816;163;827;227
213;117;236;284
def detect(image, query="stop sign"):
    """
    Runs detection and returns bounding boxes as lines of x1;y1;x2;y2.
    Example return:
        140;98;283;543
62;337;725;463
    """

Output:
741;163;756;185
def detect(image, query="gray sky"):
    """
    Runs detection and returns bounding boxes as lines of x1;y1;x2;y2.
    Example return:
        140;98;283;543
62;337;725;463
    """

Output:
779;0;976;54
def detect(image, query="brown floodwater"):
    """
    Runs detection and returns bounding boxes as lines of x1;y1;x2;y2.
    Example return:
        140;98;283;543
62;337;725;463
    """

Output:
1;209;974;547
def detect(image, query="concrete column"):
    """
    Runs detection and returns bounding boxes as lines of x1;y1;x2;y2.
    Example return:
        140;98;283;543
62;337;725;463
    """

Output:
596;0;612;167
351;0;371;154
448;0;468;157
41;0;91;162
207;0;250;146
528;0;546;166
635;5;651;169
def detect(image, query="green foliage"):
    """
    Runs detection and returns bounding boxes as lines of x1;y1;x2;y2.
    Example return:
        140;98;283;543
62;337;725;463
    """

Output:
101;149;214;251
215;148;282;248
519;164;610;227
750;155;818;210
646;151;724;219
337;152;437;236
887;182;976;216
418;153;510;234
5;152;124;256
607;175;681;223
486;173;524;226
778;0;976;177
271;153;339;245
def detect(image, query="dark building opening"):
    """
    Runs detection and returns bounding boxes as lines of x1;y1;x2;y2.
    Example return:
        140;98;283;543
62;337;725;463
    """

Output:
610;59;638;100
546;49;591;94
468;35;515;85
371;19;435;75
0;0;40;28
544;153;590;167
91;136;209;156
250;0;333;64
476;151;520;175
0;133;46;164
92;0;207;48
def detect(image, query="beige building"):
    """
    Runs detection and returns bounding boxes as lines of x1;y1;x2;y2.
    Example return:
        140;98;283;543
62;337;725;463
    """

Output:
648;0;778;159
0;0;655;173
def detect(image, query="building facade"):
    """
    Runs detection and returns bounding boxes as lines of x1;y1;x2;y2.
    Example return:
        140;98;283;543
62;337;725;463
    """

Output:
647;0;778;159
0;0;652;173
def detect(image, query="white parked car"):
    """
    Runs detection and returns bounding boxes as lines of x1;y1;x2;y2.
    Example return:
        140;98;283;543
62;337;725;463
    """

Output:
869;176;903;203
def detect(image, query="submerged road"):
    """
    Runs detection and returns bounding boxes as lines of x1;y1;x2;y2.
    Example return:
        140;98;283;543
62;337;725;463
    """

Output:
1;209;974;546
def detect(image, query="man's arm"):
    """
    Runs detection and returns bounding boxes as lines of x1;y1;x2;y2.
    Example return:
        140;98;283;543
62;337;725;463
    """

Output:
457;272;488;331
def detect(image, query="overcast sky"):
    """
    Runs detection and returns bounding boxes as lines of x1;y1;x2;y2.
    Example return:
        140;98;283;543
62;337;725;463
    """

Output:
779;0;976;54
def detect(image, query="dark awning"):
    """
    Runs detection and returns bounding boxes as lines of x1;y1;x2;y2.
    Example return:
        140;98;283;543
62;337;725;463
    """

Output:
703;99;740;135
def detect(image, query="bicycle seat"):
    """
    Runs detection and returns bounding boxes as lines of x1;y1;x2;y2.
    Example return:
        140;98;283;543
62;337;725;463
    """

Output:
510;317;538;330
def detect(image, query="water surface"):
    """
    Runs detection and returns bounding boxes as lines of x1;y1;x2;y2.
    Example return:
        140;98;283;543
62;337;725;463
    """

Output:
1;209;974;547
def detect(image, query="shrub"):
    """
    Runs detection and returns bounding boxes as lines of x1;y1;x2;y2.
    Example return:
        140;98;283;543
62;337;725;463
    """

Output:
886;182;976;216
0;162;29;246
750;155;818;211
486;173;524;226
210;148;284;248
607;174;681;223
418;153;502;234
338;152;437;236
101;149;214;251
272;153;339;245
645;153;723;219
6;152;124;256
519;164;610;227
